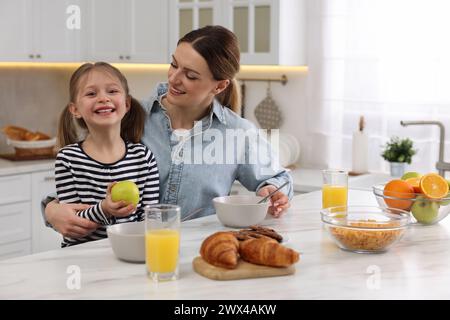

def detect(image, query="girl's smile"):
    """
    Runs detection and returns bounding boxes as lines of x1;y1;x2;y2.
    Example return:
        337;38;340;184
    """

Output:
94;105;116;115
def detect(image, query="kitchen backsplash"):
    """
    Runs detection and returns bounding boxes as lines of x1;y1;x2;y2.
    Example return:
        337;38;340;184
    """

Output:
0;66;308;166
0;67;70;153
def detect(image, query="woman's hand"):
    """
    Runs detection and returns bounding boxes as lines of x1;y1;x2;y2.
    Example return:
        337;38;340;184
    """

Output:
257;185;290;218
45;200;99;238
101;182;136;218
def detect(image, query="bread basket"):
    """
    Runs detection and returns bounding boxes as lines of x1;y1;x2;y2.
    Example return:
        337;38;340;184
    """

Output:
7;138;57;157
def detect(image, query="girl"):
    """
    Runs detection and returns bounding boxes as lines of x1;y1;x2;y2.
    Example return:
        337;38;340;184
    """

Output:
55;62;159;247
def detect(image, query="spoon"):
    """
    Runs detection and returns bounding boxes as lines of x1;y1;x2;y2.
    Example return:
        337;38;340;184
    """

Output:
257;181;289;204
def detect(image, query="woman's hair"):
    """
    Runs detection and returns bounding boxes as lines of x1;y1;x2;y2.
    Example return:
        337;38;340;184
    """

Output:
178;25;241;114
57;62;145;148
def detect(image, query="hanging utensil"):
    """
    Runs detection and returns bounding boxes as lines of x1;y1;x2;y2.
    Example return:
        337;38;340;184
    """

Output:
254;81;283;130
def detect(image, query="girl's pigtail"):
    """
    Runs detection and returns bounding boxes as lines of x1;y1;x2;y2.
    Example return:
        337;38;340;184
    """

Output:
57;104;79;148
121;96;146;143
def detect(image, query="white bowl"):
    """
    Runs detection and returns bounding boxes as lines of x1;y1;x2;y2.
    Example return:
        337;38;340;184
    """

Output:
107;221;145;263
213;195;269;228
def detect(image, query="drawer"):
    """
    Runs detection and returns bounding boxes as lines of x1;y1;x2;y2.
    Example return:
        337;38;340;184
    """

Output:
0;174;31;205
0;202;31;244
0;240;31;261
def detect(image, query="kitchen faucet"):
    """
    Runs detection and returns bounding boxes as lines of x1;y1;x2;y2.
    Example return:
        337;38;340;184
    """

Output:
400;120;450;177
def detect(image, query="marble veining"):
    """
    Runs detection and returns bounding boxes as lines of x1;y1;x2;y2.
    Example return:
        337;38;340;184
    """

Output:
1;189;450;299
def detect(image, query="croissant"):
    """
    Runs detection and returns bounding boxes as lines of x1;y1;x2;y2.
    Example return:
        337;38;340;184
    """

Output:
200;232;240;269
2;126;28;140
239;237;300;267
2;126;51;141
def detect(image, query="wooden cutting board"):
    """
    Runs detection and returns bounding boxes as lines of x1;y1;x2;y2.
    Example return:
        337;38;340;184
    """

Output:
192;256;296;281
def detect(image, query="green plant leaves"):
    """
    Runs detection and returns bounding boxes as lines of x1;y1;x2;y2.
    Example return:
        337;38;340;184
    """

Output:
381;136;417;164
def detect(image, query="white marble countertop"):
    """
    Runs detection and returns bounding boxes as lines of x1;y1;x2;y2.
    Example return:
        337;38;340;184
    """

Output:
1;189;449;300
0;159;54;176
290;167;391;192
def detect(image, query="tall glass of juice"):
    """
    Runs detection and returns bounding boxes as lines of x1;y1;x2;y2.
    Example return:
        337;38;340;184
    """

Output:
145;204;180;282
322;170;348;210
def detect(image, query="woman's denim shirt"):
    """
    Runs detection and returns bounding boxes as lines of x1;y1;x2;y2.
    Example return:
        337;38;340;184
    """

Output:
140;83;293;220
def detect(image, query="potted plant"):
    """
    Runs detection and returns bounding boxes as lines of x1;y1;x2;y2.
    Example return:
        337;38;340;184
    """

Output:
381;136;417;177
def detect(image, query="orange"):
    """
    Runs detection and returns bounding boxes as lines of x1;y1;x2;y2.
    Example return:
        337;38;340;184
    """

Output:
419;173;449;199
383;179;415;210
405;177;421;193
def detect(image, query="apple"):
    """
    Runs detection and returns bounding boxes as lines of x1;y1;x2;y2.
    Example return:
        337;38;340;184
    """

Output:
411;195;440;224
401;171;422;180
111;181;140;206
441;192;450;206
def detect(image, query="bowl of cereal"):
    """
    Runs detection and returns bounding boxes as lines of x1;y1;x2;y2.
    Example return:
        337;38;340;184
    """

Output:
321;206;410;253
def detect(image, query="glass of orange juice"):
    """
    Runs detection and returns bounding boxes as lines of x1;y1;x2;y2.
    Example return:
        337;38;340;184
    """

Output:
145;204;180;282
322;170;348;210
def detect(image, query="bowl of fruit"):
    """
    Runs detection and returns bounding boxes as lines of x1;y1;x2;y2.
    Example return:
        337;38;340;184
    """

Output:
373;172;450;225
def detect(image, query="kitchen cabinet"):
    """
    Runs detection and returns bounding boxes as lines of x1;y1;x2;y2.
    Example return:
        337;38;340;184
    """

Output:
0;0;168;63
168;0;220;56
84;0;169;63
0;174;32;260
169;0;305;65
0;0;82;62
0;168;60;260
30;171;61;253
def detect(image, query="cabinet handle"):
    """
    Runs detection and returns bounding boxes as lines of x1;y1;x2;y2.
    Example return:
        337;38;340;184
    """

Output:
119;55;124;60
36;54;41;59
126;55;130;60
29;54;34;59
44;176;55;181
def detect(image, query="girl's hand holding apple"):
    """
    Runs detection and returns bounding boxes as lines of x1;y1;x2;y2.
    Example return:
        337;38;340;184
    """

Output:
102;182;137;218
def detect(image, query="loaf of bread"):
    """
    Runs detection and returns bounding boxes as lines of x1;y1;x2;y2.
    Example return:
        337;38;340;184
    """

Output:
2;126;28;140
200;232;240;269
2;126;50;141
239;236;300;268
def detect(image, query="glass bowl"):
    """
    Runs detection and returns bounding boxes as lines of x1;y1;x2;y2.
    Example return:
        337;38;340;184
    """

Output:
373;184;450;225
321;206;410;253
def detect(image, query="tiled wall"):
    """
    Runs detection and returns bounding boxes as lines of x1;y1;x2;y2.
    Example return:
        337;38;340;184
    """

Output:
0;67;70;153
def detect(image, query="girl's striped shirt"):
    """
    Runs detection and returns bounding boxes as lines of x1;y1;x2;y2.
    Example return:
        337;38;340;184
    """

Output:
55;141;159;247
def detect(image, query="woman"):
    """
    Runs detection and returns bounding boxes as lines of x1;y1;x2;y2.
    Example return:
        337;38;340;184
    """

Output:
44;26;293;238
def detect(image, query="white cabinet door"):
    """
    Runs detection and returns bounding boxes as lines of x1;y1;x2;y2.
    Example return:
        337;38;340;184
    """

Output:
0;0;33;61
84;0;127;62
124;0;169;63
224;0;279;65
0;174;31;205
168;0;221;55
31;171;61;253
85;0;169;63
32;0;82;62
169;0;305;65
0;0;82;62
0;202;31;245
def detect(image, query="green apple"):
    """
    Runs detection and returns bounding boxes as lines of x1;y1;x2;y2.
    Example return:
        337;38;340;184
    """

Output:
111;181;140;206
440;192;450;206
411;195;440;224
401;171;422;180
